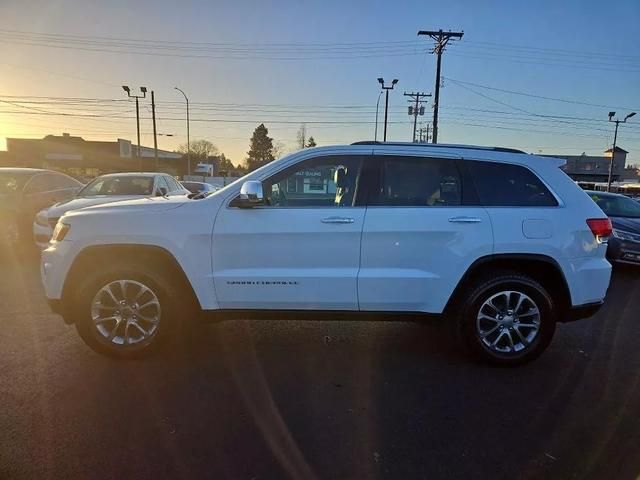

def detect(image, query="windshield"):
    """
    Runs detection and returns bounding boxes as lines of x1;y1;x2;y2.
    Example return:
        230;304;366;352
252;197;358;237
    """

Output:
78;176;154;196
589;193;640;218
0;172;33;194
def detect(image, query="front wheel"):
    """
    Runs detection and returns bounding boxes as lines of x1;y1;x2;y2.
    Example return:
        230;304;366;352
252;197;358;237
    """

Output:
72;262;182;359
457;273;556;366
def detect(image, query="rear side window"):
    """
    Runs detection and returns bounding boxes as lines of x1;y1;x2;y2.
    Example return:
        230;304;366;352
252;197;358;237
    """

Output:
466;161;557;207
372;156;461;207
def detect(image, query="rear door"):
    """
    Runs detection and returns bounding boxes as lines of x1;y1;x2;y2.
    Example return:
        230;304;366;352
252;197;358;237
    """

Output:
358;152;493;314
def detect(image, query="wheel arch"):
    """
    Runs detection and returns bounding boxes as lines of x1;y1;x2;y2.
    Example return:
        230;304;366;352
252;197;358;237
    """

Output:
61;244;201;322
444;254;572;321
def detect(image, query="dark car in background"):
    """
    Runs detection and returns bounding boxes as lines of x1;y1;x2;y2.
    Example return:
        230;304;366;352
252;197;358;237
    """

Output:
587;190;640;265
0;168;83;248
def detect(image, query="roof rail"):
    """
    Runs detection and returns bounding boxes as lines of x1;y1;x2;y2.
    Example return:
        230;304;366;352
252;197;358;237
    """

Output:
351;141;526;154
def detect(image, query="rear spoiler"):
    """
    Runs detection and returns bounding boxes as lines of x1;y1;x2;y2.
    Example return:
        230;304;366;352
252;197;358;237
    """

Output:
535;155;566;168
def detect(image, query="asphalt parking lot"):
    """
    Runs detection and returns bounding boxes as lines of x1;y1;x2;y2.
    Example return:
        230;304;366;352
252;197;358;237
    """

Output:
1;253;640;480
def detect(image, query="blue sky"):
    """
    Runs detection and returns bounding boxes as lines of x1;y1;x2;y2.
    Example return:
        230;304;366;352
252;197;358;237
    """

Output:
0;0;638;164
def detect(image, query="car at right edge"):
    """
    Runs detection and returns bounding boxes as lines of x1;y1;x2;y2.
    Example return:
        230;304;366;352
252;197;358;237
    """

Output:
586;190;640;264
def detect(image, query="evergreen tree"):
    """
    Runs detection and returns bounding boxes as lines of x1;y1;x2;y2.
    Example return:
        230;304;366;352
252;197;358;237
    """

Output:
246;124;275;171
306;136;317;148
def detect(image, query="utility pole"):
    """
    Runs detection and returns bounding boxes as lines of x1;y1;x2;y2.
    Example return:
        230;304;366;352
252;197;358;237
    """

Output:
174;87;191;177
607;111;636;191
404;91;431;142
122;86;147;171
377;77;398;141
151;90;158;171
417;29;464;143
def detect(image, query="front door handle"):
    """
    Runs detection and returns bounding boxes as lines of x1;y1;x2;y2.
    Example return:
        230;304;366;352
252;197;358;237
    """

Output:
321;216;355;224
448;216;482;223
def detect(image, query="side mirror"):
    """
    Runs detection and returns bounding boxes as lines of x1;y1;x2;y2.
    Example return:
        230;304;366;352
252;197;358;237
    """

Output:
157;187;168;197
237;180;264;207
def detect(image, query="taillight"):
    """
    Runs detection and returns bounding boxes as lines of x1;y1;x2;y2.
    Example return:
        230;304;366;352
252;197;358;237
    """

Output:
586;218;612;239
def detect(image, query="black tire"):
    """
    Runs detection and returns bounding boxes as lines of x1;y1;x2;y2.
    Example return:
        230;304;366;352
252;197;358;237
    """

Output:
457;272;556;366
72;260;185;359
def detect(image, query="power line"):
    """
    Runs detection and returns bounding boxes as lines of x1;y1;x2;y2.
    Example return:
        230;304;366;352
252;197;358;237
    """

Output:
444;77;640;111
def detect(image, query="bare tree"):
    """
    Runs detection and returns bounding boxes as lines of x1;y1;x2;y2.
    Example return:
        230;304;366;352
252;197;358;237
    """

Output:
272;141;287;159
296;124;307;150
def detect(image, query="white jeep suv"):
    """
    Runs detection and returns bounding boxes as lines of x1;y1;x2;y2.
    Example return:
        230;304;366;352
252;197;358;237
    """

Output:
41;142;612;365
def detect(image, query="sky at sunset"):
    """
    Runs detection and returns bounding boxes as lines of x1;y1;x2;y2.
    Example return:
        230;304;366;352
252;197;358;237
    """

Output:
0;0;639;165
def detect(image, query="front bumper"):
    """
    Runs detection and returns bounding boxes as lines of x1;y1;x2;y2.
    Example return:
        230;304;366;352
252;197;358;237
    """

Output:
33;221;53;249
41;240;78;302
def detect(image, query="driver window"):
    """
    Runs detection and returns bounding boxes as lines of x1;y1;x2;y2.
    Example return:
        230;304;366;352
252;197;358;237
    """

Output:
263;155;362;207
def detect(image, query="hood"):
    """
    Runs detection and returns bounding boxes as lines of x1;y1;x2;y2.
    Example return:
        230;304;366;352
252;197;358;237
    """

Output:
44;195;142;217
611;216;640;233
64;194;189;219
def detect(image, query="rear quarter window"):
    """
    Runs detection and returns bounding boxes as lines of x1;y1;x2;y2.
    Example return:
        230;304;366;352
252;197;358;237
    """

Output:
466;160;558;207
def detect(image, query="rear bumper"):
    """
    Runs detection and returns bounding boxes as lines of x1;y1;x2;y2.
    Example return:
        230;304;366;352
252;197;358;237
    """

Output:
562;301;604;323
563;256;611;306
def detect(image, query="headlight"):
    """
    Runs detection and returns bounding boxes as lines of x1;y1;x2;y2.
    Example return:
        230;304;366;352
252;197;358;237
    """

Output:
51;222;70;242
612;228;640;243
35;212;48;226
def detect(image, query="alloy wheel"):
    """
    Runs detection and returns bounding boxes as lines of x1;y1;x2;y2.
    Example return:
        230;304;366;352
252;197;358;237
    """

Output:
476;290;541;354
90;279;161;348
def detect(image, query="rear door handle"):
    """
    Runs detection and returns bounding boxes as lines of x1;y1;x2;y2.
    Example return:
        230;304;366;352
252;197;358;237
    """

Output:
321;216;355;224
448;216;482;223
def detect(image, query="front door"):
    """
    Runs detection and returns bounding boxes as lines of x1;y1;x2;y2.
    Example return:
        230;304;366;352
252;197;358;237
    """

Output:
212;154;367;310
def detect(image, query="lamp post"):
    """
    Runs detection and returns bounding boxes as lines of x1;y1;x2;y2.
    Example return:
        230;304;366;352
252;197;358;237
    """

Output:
122;86;147;172
607;111;636;192
374;90;383;141
377;78;398;142
174;87;191;177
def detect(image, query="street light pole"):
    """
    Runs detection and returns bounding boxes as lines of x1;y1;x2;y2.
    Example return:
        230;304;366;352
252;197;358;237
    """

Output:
377;78;398;142
174;87;190;177
607;111;636;192
151;90;158;171
374;90;383;141
122;85;147;172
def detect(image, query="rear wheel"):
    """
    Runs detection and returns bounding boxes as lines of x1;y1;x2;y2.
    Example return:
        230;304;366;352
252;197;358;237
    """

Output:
72;262;182;359
457;272;556;366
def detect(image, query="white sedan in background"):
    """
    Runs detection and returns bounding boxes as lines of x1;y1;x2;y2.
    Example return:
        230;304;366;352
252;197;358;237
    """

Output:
34;172;188;248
